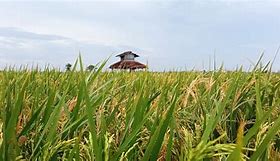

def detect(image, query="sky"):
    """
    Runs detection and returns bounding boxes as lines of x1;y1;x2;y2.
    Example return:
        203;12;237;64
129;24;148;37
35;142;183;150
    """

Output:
0;0;280;71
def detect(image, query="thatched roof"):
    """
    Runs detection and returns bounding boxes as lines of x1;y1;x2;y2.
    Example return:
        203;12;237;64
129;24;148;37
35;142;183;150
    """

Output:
109;60;146;69
116;51;139;58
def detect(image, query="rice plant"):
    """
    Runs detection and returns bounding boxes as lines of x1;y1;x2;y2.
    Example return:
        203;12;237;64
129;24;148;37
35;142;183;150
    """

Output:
0;56;280;160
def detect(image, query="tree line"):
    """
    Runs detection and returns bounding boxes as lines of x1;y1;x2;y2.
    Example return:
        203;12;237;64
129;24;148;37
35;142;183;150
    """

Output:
65;63;96;71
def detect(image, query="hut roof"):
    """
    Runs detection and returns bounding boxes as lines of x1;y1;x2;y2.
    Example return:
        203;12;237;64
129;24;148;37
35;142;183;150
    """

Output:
116;51;139;58
109;60;146;69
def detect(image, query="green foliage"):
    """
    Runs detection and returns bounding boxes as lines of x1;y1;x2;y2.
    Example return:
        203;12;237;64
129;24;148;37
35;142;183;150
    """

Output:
0;57;280;160
87;65;96;72
65;63;72;71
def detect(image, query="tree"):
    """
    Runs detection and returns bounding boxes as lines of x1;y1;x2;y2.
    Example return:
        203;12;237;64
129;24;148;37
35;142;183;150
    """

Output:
65;63;72;71
87;64;96;72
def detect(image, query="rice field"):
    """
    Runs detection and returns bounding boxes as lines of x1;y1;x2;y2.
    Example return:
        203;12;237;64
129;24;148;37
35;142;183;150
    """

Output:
0;57;280;161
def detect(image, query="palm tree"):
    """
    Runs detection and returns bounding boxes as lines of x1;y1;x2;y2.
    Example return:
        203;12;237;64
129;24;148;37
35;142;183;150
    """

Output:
65;63;72;71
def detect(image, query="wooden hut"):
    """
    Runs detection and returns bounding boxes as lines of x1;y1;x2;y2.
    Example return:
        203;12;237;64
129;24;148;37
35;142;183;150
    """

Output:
109;51;146;70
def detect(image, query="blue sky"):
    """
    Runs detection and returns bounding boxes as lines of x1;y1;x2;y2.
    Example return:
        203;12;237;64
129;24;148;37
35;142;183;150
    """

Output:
0;0;280;71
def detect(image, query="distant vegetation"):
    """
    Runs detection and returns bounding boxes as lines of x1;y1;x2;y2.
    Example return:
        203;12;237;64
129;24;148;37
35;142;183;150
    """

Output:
65;63;72;71
86;65;96;72
0;57;280;160
66;63;96;72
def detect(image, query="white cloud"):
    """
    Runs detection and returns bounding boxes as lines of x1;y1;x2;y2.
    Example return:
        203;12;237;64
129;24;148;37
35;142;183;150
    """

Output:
0;27;150;69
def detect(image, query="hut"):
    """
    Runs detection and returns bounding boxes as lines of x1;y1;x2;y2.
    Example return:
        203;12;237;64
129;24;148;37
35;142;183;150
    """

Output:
109;51;146;70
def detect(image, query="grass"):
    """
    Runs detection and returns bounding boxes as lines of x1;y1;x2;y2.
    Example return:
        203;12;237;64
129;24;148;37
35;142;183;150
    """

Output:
0;57;280;160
